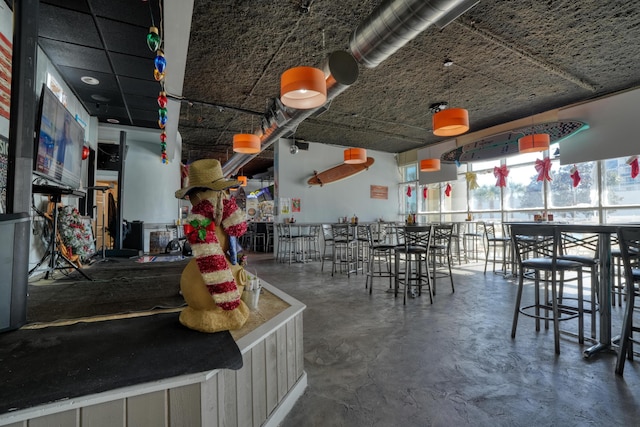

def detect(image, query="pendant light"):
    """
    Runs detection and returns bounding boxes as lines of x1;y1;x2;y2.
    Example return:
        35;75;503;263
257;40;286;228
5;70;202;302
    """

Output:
344;147;367;164
518;94;550;154
237;175;248;187
432;60;469;137
420;158;441;172
280;66;327;109
233;133;260;154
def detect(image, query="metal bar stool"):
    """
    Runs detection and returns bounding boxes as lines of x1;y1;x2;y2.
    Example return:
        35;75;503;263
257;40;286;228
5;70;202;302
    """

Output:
365;224;396;293
394;225;433;304
615;226;640;375
511;224;587;354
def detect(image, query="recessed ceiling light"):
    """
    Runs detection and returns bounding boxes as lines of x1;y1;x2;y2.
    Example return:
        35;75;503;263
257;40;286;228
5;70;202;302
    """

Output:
91;94;110;102
81;76;100;85
106;118;120;124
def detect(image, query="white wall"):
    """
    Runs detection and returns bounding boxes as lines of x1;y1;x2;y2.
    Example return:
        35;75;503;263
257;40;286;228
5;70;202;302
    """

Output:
97;125;183;225
275;139;401;223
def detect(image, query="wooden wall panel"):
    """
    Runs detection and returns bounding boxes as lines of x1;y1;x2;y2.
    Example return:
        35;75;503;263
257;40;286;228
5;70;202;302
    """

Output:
81;400;125;427
276;326;288;401
221;368;238;426
29;410;77;427
286;320;296;389
295;314;304;380
265;332;279;415
127;391;166;427
251;341;267;427
236;351;253;427
169;383;201;427
201;374;219;427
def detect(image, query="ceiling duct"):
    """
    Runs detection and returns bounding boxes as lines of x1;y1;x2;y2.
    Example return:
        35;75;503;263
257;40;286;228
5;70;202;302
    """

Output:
350;0;480;68
221;0;479;177
222;50;359;176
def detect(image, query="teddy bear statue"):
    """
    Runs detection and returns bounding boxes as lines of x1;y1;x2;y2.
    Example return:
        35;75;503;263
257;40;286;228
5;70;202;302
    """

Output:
175;159;250;333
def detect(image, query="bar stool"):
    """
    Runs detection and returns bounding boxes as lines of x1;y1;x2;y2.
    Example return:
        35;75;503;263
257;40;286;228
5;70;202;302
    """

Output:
331;224;358;277
365;224;395;293
320;224;334;272
276;223;299;264
264;222;274;253
394;225;433;304
559;231;599;339
430;224;455;296
511;224;587;354
464;221;484;262
356;224;369;273
483;222;510;275
615;226;640;375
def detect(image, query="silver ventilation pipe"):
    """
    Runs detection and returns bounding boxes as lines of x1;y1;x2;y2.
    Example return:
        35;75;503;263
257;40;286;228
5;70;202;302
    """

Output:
222;50;358;177
222;0;479;176
349;0;480;68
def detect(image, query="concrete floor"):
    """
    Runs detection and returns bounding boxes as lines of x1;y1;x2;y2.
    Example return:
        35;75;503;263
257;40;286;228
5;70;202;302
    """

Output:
248;253;640;426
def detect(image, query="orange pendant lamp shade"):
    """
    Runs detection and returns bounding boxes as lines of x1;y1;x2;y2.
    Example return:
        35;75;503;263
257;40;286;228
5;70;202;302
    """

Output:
238;176;248;187
420;158;441;172
280;66;327;109
432;108;469;137
344;148;367;164
233;133;261;154
518;133;550;153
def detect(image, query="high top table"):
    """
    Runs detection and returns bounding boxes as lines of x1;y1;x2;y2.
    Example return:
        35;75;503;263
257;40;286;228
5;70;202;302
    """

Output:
506;222;640;358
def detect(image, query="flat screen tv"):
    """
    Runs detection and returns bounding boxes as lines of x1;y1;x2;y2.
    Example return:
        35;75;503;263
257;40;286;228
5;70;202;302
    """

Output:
33;84;85;189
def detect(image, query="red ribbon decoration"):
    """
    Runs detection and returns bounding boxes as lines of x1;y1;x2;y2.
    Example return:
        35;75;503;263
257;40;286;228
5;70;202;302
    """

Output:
406;186;412;197
535;157;552;182
444;183;452;197
423;187;428;199
493;165;509;188
184;220;216;244
630;157;639;179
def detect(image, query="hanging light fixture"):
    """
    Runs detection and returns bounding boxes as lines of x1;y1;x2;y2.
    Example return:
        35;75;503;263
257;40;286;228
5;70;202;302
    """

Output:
233;133;261;154
280;66;327;109
238;175;248;187
518;134;550;153
432;60;469;137
344;147;367;164
518;94;550;154
420;158;441;172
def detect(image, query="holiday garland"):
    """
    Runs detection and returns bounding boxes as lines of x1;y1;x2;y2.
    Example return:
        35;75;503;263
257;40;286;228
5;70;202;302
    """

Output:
184;196;247;310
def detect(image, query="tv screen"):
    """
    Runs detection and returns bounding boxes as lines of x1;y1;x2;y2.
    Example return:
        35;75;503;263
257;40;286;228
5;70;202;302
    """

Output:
34;85;85;189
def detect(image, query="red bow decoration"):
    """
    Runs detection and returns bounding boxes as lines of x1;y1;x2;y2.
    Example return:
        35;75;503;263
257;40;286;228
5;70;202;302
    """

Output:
444;183;452;197
423;187;428;199
627;155;639;179
406;186;412;197
570;165;581;187
535;157;552;182
493;165;509;188
184;218;215;243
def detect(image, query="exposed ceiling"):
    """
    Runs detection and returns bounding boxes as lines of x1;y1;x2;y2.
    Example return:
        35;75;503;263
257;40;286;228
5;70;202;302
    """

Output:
37;0;640;179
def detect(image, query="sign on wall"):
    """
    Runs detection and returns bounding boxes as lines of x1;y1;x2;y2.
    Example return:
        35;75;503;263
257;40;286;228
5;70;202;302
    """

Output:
370;185;388;200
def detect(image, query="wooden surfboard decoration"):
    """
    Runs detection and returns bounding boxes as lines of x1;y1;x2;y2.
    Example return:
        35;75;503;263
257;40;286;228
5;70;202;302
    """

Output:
307;157;375;186
441;120;589;163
